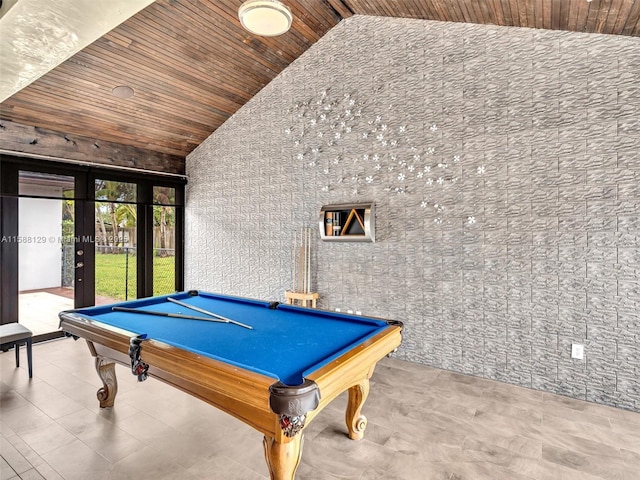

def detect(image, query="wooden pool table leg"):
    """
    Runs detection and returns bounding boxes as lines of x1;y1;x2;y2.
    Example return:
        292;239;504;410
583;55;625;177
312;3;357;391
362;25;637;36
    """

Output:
263;434;303;480
346;378;370;440
95;356;118;408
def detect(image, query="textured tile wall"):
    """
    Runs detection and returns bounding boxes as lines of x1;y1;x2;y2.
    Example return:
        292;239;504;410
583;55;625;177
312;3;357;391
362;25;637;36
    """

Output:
186;16;640;411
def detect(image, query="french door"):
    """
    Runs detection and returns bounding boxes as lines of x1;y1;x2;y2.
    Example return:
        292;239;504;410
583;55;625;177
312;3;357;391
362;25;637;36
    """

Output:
0;156;185;341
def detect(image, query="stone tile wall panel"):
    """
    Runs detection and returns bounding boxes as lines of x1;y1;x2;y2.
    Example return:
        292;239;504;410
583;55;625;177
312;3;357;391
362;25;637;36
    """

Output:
186;17;640;412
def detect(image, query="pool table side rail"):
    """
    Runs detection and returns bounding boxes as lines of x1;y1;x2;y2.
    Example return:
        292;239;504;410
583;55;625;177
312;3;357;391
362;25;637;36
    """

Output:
59;312;284;438
305;324;402;424
59;312;137;358
275;303;390;327
140;338;279;436
72;290;277;317
139;323;401;441
59;312;403;443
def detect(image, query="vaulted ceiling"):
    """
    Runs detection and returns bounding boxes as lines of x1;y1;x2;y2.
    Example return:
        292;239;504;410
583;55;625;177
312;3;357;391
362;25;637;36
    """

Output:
1;0;639;162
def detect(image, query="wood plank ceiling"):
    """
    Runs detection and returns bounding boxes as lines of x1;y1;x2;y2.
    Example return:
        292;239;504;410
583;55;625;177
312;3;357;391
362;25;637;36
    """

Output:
1;0;639;161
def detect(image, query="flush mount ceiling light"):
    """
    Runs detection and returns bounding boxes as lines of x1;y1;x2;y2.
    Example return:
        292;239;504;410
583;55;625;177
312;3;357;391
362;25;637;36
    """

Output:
238;0;292;36
112;85;135;99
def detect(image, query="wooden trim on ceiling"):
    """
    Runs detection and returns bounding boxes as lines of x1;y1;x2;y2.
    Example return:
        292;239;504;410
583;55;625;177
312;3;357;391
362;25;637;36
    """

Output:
0;119;185;176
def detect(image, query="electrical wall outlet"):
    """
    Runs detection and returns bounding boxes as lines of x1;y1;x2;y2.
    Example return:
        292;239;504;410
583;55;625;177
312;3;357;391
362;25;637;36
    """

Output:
571;343;584;360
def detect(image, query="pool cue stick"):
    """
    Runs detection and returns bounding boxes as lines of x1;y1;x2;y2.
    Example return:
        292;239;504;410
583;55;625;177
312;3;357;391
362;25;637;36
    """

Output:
112;306;226;323
167;297;253;330
299;227;305;293
303;226;307;293
292;229;297;295
304;226;308;293
302;227;306;293
291;230;295;300
308;227;311;290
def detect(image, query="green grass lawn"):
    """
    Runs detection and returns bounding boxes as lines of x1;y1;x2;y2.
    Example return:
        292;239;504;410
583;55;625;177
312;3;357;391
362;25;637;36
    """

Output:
95;252;175;300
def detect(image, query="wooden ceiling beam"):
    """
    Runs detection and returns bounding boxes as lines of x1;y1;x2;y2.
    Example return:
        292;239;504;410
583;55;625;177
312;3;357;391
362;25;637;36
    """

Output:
0;119;185;174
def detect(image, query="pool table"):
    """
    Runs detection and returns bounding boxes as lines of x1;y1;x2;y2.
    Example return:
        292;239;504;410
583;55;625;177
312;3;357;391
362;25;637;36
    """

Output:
59;290;402;479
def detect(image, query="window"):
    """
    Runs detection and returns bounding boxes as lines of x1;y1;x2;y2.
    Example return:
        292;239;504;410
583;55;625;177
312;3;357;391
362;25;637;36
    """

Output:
153;186;177;295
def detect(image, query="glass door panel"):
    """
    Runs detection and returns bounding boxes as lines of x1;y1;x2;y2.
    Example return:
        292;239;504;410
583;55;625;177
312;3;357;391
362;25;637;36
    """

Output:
153;186;176;295
94;179;137;304
17;171;75;336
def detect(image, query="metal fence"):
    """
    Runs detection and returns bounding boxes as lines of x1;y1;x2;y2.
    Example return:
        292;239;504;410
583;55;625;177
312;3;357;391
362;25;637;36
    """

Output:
61;246;175;301
153;248;176;297
95;246;137;301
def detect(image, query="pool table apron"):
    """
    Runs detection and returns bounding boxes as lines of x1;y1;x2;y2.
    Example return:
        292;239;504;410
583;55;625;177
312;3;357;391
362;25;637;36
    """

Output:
60;313;401;477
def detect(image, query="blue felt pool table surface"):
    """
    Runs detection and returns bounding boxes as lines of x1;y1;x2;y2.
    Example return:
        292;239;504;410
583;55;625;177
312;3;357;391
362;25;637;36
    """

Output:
70;291;390;386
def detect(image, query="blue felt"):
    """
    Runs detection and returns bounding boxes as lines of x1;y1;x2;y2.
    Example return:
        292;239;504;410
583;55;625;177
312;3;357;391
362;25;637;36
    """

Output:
72;291;389;386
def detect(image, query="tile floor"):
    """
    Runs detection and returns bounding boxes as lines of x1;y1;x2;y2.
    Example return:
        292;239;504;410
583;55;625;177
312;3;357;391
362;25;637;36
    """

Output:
18;292;73;337
18;288;120;337
1;338;639;479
